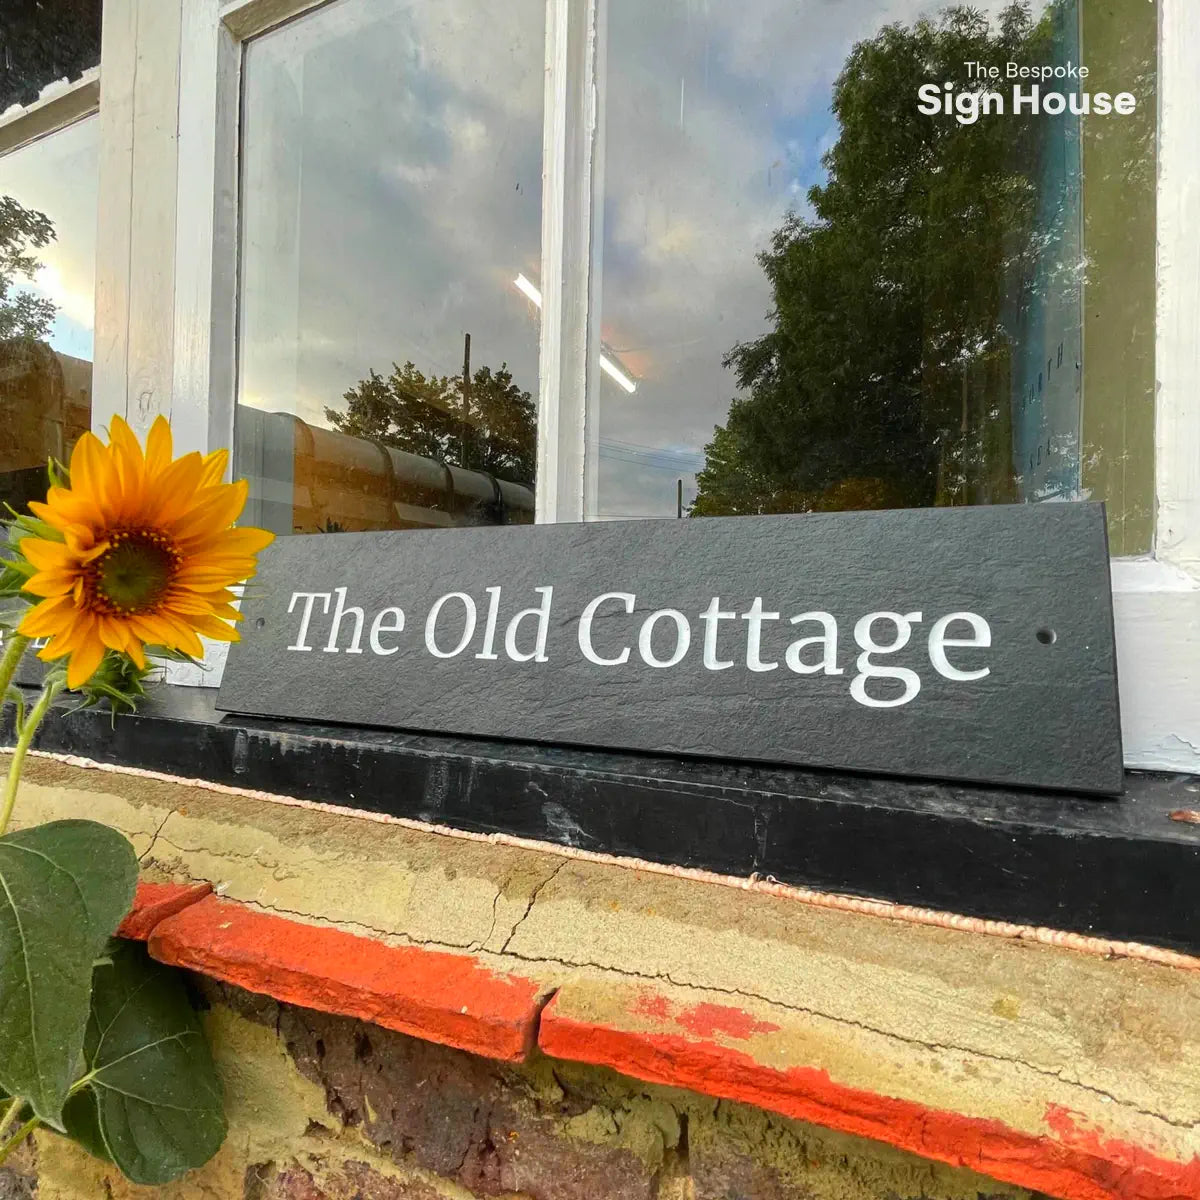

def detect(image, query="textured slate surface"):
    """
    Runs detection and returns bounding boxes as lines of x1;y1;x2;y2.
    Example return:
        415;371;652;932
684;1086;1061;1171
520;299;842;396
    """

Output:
218;506;1121;793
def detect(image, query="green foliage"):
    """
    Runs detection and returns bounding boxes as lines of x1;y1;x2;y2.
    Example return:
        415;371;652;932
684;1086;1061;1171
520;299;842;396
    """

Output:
0;195;57;344
0;416;229;1184
61;941;226;1184
328;358;537;485
68;645;194;718
0;821;138;1124
693;1;1058;516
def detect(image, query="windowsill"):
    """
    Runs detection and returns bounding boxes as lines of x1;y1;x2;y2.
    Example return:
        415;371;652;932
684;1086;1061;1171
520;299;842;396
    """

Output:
4;686;1199;1200
4;681;1199;952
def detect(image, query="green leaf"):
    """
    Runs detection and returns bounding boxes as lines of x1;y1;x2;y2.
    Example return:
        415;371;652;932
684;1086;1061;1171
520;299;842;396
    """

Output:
63;941;225;1184
0;821;138;1125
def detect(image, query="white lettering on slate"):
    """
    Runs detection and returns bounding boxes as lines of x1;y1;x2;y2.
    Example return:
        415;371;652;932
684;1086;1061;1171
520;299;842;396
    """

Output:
286;587;993;708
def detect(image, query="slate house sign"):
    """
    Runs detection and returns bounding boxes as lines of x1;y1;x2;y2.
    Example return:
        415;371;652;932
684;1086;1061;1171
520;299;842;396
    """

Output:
218;504;1122;794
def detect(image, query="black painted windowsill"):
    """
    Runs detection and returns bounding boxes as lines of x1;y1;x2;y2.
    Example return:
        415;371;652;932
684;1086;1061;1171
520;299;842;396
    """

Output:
4;684;1199;955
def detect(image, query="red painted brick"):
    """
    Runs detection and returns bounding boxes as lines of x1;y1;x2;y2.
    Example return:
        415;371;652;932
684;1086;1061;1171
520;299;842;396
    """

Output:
117;880;213;940
148;896;548;1062
539;991;1200;1200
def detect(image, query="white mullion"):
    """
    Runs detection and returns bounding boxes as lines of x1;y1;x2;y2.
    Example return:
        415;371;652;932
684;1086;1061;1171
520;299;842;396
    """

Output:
171;0;241;463
537;0;600;523
1155;0;1200;576
1109;0;1200;774
583;0;608;521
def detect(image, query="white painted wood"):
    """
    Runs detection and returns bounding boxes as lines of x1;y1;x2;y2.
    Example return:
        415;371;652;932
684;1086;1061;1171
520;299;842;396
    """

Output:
0;69;99;156
171;0;240;461
1111;559;1200;772
1156;0;1200;577
220;0;334;42
92;0;138;433
124;0;184;439
93;0;186;437
536;0;598;523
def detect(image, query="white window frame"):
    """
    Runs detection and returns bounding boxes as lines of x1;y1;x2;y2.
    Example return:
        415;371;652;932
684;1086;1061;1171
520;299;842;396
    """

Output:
82;0;1200;773
0;69;100;157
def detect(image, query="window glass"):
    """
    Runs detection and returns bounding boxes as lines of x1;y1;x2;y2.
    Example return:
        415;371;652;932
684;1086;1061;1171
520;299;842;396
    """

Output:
594;0;1156;554
0;114;97;514
236;0;544;536
0;0;101;112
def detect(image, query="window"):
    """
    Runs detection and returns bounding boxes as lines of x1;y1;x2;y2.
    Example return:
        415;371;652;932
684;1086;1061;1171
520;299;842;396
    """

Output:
235;0;544;536
156;0;1200;771
0;113;99;515
591;0;1156;553
232;0;1157;556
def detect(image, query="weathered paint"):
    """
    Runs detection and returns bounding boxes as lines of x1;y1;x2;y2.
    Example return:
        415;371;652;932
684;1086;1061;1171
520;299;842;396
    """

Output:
148;895;550;1061
116;879;212;940
540;997;1200;1200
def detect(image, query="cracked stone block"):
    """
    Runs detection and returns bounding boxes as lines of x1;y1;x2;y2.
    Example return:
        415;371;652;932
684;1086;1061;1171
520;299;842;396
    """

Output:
0;1168;36;1200
249;1161;452;1199
273;1002;658;1200
461;1097;656;1200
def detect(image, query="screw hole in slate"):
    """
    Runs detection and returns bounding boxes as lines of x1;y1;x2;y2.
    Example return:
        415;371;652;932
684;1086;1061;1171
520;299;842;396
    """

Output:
255;617;266;629
1036;628;1056;645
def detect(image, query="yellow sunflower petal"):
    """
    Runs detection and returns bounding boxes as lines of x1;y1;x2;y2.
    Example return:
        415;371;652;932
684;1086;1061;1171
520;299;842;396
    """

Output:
125;638;147;670
199;448;229;488
69;433;117;520
187;613;240;643
127;613;176;646
150;614;204;658
170;480;250;545
174;562;259;588
37;633;74;662
67;637;106;690
19;538;75;571
139;452;206;525
96;615;131;654
145;416;173;475
17;594;77;638
29;489;102;531
23;570;77;598
190;525;274;559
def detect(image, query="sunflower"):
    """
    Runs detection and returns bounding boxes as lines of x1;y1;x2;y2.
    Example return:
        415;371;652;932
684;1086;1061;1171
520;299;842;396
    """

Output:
15;415;273;689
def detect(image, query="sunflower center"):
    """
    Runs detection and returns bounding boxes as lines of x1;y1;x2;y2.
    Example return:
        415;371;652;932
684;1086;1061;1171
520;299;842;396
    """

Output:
84;529;181;616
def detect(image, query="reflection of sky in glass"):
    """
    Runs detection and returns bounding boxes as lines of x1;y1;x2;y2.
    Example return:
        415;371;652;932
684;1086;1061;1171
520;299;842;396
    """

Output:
0;115;98;362
595;0;1045;519
238;0;544;431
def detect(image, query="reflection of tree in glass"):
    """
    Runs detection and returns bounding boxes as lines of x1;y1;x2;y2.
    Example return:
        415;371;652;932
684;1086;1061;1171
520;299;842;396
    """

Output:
0;196;72;515
327;360;536;487
692;3;1062;518
0;195;56;341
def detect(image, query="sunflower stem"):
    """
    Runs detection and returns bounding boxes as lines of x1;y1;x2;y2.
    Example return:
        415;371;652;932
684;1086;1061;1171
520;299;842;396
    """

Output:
0;633;30;704
0;1097;22;1139
0;676;62;837
0;1115;39;1167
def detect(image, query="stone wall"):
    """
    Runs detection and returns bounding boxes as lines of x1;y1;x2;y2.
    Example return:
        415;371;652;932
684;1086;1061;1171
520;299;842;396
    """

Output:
6;979;1034;1200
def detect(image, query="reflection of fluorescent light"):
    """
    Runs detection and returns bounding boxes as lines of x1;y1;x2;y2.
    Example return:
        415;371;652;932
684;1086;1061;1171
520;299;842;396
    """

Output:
514;272;542;306
512;274;638;393
598;354;637;394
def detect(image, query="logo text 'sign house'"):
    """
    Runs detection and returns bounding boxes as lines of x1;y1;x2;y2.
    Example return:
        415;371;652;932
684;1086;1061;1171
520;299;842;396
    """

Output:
918;61;1137;126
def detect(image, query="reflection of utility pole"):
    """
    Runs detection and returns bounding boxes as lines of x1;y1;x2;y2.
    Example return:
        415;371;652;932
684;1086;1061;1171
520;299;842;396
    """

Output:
677;478;683;518
461;332;471;469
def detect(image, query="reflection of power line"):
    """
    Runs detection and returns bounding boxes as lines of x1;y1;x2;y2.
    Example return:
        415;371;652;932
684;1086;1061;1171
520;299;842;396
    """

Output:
599;438;705;473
